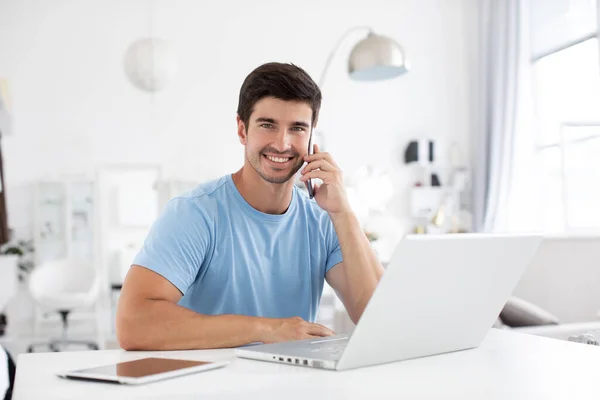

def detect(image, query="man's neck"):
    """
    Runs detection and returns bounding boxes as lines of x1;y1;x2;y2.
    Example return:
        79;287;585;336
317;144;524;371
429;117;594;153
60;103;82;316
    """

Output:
231;165;295;215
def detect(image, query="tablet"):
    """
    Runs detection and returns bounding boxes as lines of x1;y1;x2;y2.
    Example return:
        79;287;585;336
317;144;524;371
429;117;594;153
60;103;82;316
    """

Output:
57;357;229;385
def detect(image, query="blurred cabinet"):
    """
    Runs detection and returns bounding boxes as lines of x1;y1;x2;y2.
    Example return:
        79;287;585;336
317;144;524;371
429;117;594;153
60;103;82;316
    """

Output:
155;180;199;210
33;180;97;266
32;180;98;338
408;166;472;234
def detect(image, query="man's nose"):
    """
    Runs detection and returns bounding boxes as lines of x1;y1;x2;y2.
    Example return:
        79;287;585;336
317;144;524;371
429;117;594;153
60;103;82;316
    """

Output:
272;129;292;152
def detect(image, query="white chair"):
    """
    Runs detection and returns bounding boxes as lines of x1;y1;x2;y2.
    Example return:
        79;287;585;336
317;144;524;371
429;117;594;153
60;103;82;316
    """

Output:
27;259;100;352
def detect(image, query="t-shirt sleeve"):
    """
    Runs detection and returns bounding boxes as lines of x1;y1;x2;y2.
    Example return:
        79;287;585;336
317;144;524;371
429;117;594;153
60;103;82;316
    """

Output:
324;216;343;275
132;197;211;295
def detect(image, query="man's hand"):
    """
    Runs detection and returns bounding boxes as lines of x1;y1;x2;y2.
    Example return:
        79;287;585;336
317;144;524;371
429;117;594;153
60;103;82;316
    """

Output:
262;316;335;343
300;144;351;216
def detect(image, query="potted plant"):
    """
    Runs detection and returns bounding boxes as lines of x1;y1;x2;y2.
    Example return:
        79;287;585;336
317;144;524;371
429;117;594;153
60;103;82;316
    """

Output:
2;238;35;282
364;230;379;243
0;237;34;336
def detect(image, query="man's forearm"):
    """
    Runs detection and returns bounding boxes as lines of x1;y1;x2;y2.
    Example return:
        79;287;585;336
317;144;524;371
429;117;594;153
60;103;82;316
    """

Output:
116;299;267;350
330;211;385;323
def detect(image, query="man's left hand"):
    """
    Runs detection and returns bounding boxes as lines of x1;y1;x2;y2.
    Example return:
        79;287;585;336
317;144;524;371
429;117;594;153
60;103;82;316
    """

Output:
300;144;351;216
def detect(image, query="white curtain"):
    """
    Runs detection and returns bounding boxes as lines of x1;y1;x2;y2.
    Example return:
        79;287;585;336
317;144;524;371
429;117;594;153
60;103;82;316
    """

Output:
472;0;530;232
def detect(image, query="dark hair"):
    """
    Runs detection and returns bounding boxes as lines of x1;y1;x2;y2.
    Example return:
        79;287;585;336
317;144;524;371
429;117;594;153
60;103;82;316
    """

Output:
237;62;322;128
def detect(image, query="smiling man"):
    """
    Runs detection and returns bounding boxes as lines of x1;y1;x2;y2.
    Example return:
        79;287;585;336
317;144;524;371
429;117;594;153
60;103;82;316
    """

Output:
116;62;384;350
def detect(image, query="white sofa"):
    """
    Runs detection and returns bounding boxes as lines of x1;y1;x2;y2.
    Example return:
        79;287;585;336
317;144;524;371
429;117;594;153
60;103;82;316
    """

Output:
509;235;600;340
511;321;600;340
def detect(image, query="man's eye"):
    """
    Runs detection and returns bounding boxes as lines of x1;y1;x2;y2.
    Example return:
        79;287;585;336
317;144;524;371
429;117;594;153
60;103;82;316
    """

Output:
260;123;274;129
291;127;306;132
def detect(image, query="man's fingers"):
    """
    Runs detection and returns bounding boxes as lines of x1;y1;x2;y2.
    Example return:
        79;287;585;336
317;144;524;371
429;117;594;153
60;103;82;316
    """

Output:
302;159;336;174
313;143;339;167
304;150;339;168
319;323;336;336
299;170;339;185
306;322;335;337
312;183;321;196
300;334;321;340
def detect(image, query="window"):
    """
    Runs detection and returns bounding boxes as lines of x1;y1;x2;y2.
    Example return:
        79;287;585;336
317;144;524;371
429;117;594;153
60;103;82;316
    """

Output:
532;38;600;233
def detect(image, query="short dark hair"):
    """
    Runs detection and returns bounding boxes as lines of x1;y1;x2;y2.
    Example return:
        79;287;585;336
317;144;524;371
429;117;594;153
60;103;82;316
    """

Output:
237;62;322;128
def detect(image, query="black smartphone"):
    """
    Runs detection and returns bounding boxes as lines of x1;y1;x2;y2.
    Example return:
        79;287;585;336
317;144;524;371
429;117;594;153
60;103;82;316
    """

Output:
305;129;314;199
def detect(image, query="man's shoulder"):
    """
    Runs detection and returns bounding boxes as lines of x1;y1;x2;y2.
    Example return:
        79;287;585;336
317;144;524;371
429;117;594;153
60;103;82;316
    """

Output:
162;175;230;219
179;175;230;202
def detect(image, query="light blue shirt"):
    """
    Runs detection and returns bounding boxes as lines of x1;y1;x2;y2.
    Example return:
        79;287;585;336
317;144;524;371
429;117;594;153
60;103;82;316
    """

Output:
133;174;343;322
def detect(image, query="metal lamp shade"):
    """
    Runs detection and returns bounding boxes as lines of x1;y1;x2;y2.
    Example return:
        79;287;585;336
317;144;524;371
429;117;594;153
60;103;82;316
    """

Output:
348;33;409;81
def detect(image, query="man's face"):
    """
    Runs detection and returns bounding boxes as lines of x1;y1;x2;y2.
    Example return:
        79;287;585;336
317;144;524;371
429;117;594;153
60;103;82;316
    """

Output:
238;97;313;184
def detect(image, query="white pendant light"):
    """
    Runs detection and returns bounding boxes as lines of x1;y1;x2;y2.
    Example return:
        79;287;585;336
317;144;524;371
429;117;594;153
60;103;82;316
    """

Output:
123;0;178;92
123;37;178;92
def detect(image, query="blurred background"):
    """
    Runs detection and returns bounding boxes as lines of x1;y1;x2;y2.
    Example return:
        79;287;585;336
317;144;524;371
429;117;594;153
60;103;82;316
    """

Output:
0;0;599;358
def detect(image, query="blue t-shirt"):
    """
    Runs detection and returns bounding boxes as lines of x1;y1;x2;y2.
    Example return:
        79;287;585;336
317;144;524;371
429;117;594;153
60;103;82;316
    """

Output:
133;174;343;322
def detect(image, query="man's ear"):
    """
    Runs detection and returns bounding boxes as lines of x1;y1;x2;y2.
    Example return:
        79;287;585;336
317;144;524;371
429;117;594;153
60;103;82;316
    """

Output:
236;115;247;145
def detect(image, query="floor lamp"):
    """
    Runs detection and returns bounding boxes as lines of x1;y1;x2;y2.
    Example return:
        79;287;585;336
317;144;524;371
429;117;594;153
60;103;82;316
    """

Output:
296;26;410;191
316;26;409;150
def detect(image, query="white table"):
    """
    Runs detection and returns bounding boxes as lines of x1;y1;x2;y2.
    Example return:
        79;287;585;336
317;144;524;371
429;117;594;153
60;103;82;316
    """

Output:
13;329;600;399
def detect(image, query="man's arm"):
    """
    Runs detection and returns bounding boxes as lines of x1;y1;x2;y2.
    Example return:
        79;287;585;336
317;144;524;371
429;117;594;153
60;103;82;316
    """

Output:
300;144;384;325
325;212;384;324
116;265;334;351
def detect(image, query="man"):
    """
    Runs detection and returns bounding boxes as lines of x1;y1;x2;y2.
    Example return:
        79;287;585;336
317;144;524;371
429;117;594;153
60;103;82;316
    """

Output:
116;62;384;351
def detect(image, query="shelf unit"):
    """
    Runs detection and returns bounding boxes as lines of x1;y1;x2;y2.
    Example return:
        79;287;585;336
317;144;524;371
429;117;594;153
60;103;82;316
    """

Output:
33;179;97;266
31;179;99;339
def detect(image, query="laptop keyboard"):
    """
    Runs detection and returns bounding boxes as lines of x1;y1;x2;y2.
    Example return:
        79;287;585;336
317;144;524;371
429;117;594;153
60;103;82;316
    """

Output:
309;336;349;360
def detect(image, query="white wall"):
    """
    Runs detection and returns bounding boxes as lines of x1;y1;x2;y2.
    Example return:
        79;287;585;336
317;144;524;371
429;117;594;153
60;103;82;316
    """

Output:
0;0;476;240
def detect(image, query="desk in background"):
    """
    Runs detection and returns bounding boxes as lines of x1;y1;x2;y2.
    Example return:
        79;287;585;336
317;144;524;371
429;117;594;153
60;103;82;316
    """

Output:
13;329;600;399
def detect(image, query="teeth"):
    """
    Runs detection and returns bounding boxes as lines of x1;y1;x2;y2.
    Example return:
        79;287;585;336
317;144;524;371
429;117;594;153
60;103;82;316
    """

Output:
266;155;290;163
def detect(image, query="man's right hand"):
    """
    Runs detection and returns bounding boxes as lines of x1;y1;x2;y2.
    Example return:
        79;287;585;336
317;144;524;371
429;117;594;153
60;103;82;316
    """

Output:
261;316;335;343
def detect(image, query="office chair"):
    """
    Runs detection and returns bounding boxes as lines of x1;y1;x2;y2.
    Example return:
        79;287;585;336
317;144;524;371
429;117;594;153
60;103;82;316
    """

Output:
27;259;100;352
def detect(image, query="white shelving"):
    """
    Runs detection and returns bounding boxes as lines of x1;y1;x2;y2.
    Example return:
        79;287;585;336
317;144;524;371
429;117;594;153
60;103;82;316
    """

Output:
33;179;97;266
31;179;99;341
155;180;199;211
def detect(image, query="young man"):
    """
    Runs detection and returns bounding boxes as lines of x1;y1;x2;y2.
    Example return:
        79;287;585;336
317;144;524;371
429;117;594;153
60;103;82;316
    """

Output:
116;62;384;351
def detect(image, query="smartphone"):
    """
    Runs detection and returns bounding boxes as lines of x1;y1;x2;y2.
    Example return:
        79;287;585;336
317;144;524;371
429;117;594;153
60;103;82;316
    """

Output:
305;129;315;199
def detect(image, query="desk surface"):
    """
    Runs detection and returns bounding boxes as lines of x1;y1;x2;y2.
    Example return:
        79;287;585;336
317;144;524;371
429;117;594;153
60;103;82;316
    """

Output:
13;329;600;399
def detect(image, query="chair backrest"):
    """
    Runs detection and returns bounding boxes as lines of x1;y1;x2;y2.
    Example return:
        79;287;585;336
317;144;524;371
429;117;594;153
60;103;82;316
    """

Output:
29;259;98;300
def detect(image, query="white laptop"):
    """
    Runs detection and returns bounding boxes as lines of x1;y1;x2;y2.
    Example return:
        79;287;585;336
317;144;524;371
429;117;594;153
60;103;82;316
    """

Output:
235;233;542;371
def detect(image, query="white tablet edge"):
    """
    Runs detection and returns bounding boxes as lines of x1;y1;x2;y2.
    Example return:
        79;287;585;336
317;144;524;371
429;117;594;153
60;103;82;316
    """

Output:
56;360;229;385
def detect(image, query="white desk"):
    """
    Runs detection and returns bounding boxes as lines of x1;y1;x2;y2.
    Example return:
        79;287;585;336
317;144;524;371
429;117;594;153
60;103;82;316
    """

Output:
13;329;600;399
